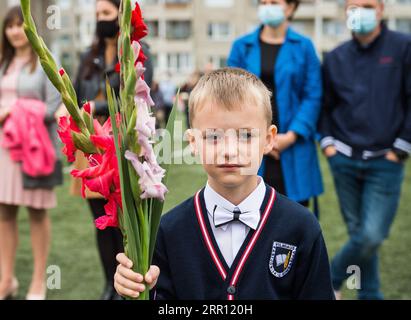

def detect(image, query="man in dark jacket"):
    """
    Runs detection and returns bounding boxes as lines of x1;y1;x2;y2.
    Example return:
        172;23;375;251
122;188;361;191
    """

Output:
319;0;411;300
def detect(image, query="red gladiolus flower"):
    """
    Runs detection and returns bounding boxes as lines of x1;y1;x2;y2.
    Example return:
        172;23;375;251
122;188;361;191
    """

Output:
95;195;120;230
71;151;115;197
57;116;80;162
70;116;122;229
115;62;121;73
137;47;147;65
115;3;148;74
131;2;148;42
83;101;92;114
84;169;116;198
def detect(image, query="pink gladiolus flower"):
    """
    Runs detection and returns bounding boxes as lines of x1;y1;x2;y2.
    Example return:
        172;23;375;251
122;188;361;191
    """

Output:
134;60;154;106
134;99;157;161
132;42;143;71
136;78;155;107
135;99;156;138
125;151;168;201
134;59;145;79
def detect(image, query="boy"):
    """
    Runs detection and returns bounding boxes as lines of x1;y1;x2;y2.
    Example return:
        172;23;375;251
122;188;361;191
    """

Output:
114;68;335;300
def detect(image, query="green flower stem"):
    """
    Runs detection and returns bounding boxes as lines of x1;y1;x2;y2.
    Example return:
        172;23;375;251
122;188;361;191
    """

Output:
21;0;87;133
138;201;150;300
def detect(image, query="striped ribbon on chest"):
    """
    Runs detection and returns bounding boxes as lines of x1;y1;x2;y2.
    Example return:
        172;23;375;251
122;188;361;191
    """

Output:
194;188;276;300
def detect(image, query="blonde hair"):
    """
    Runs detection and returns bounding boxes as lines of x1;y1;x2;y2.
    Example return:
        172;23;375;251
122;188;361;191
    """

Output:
188;67;272;128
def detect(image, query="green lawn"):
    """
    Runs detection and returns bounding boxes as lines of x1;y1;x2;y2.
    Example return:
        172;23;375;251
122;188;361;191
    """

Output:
13;139;411;300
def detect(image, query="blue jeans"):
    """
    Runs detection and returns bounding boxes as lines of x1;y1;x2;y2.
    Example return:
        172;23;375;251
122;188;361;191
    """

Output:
328;153;405;300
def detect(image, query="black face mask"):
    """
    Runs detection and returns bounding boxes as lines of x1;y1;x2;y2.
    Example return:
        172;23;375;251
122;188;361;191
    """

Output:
96;18;119;39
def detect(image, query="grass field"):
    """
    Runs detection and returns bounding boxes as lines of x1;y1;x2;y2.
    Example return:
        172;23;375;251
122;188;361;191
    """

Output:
12;125;411;300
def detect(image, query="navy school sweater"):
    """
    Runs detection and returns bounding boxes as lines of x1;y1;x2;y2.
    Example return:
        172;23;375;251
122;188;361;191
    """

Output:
151;186;335;300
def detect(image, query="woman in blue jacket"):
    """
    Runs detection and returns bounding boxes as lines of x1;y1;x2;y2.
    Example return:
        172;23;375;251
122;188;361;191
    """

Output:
228;0;323;205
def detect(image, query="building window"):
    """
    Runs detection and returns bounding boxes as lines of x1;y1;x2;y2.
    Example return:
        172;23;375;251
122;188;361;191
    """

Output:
250;0;259;6
59;0;70;9
291;20;311;37
208;55;227;69
151;54;158;68
166;21;191;40
140;0;161;5
396;19;411;34
61;15;71;29
208;22;232;41
165;0;192;4
167;53;192;72
59;34;72;46
205;0;233;7
322;20;346;37
146;20;159;38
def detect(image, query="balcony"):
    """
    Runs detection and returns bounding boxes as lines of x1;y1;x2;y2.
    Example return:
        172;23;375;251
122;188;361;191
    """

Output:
165;20;192;40
164;0;192;8
296;1;340;19
386;1;411;18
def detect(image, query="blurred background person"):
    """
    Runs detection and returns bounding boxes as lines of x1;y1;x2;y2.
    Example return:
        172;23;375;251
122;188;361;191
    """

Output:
141;41;153;89
0;6;62;300
320;0;411;300
151;80;165;128
159;71;177;125
228;0;323;209
72;0;123;300
181;70;203;129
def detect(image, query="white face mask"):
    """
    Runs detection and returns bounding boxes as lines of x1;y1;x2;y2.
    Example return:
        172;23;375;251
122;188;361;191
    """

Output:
258;4;286;27
347;7;378;35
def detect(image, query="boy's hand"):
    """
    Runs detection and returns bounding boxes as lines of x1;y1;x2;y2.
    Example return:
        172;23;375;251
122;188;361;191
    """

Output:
114;253;160;299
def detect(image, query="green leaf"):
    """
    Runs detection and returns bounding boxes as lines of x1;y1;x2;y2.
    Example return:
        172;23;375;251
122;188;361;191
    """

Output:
148;90;180;262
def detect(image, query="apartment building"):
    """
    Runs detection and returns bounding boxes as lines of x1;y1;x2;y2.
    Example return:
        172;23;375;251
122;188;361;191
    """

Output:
2;0;410;85
53;0;96;75
140;0;411;84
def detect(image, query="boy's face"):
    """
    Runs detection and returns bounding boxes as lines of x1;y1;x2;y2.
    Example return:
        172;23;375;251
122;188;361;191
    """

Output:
189;101;277;189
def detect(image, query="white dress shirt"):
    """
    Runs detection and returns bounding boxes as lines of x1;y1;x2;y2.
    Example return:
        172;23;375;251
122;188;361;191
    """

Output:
204;178;266;267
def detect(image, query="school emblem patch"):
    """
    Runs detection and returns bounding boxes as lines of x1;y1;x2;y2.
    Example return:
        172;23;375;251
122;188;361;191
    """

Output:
269;241;297;278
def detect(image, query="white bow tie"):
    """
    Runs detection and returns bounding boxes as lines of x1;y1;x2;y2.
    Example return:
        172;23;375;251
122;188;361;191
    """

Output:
212;206;261;230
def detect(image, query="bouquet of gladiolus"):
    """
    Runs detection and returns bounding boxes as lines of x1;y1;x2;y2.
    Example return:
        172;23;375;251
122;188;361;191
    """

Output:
20;0;175;300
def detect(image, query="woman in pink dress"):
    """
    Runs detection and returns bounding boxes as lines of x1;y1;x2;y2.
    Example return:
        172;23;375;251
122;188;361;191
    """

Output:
0;6;63;300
